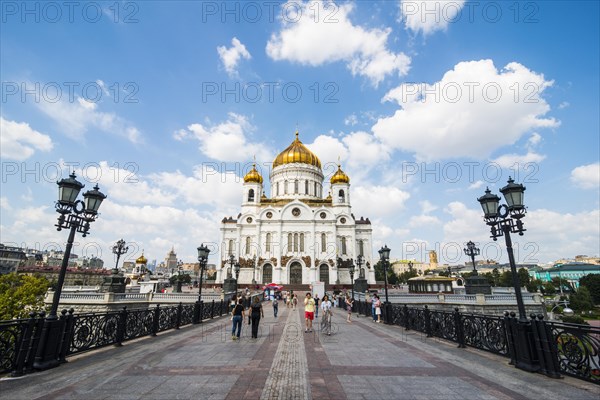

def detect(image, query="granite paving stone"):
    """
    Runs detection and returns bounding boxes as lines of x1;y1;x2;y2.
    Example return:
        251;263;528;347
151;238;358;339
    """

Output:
0;303;599;399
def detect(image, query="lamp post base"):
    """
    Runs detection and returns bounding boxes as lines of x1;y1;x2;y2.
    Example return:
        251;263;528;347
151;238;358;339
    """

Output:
33;318;67;371
354;278;368;294
223;278;238;295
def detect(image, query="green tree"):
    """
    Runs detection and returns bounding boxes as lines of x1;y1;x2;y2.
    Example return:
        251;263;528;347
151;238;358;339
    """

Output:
491;268;501;286
541;281;556;296
518;268;531;287
0;273;51;320
569;286;594;312
526;279;543;293
579;274;600;305
169;274;191;285
499;270;512;287
398;269;418;284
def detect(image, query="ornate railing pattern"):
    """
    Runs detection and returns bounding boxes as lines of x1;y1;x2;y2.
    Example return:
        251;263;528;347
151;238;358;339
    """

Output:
547;320;600;384
0;299;237;377
341;299;599;384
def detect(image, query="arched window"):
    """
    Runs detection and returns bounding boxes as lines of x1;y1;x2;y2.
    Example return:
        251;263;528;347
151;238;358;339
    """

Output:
228;240;234;255
305;180;309;194
338;189;345;202
248;189;255;202
245;237;251;254
300;233;304;252
266;233;271;253
293;233;299;252
288;233;292;252
314;182;318;197
284;180;288;194
321;233;326;253
294;180;298;194
358;240;364;256
276;182;279;196
341;237;347;255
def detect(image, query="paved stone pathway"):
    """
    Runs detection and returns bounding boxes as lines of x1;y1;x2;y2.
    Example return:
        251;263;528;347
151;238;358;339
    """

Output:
260;305;310;400
1;303;599;400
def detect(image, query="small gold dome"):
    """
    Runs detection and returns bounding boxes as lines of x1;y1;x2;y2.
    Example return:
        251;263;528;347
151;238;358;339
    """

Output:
273;131;321;169
136;253;147;264
330;165;350;184
243;163;263;184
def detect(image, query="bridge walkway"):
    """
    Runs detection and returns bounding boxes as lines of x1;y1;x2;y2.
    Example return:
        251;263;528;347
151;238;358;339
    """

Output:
1;303;598;399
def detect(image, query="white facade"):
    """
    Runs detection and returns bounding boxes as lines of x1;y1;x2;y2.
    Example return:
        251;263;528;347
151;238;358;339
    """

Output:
218;133;374;286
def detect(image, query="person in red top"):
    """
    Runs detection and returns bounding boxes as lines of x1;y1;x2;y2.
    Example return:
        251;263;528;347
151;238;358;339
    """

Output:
304;292;316;333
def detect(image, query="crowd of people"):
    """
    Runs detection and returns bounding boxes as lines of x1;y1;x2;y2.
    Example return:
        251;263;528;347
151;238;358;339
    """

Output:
229;288;384;340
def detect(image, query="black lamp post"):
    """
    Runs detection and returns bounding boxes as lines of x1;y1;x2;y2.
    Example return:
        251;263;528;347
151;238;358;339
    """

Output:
477;177;537;372
378;245;391;303
223;254;237;295
463;241;480;275
252;254;257;284
356;254;364;278
112;239;128;272
228;254;235;278
35;172;106;370
194;244;210;324
349;259;355;300
234;262;241;293
174;260;184;293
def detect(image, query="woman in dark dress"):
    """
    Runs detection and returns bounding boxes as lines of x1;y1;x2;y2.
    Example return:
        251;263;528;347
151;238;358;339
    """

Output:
250;296;264;338
231;299;245;340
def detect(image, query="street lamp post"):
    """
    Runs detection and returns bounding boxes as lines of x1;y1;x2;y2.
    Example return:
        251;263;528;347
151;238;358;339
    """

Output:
174;260;184;293
194;244;210;324
252;254;257;285
234;262;240;293
477;177;537;372
378;245;391;323
112;239;128;272
223;254;237;295
349;259;355;300
549;300;574;321
35;172;106;370
464;241;480;275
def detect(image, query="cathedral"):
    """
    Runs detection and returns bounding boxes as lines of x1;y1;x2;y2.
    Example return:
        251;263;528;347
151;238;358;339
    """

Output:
218;132;375;286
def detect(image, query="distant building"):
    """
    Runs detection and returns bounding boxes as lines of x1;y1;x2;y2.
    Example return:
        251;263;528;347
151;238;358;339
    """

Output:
529;263;600;288
0;244;27;274
18;265;110;286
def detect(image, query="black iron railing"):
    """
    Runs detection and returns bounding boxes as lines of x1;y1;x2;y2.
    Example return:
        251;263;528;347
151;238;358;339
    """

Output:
340;299;599;385
0;298;240;377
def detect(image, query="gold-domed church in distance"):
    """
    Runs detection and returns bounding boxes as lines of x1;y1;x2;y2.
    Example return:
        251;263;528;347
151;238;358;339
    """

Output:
219;131;374;287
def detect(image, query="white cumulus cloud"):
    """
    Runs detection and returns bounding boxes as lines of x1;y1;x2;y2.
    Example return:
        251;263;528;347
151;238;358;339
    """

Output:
266;1;410;87
571;163;600;189
373;60;559;161
217;37;251;77
0;117;53;160
176;113;273;162
400;0;466;36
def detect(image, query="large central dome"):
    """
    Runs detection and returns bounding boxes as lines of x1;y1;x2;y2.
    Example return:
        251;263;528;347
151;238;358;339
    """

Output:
272;132;321;169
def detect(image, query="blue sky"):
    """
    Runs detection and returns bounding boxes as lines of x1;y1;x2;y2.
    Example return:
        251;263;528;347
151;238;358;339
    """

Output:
1;0;599;267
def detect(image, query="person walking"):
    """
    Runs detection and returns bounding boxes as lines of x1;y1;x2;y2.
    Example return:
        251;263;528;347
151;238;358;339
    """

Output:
293;294;298;310
320;294;333;335
249;296;264;339
272;296;279;317
345;295;354;323
230;294;237;315
231;299;245;340
313;294;320;318
374;295;382;323
304;292;315;333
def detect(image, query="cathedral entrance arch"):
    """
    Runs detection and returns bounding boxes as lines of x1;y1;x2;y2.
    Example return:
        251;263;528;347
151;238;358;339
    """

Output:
289;262;302;284
262;264;272;283
319;264;329;284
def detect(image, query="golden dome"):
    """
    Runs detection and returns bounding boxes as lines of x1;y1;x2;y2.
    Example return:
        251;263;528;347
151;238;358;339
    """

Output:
136;253;147;265
272;131;321;169
243;163;263;184
330;165;350;184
